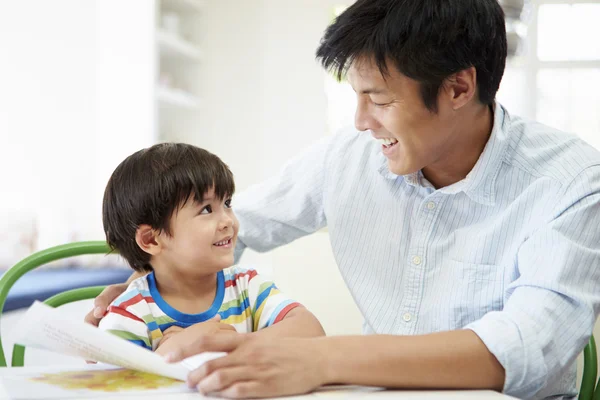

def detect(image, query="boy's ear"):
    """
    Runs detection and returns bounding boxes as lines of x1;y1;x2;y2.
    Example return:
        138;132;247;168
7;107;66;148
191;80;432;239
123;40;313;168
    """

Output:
135;224;161;256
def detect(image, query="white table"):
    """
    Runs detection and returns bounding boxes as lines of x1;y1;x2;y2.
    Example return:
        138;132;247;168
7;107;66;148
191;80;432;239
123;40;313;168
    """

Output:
0;365;516;400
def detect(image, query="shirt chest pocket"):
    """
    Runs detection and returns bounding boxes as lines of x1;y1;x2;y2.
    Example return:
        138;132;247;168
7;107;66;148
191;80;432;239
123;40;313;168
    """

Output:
446;260;506;328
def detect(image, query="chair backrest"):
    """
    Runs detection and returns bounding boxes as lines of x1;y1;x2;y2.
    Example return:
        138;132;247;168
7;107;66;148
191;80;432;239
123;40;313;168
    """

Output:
581;335;598;400
0;241;111;367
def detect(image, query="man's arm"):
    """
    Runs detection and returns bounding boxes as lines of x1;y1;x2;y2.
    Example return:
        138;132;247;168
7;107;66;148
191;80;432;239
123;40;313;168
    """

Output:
165;329;503;398
233;133;337;263
321;330;503;390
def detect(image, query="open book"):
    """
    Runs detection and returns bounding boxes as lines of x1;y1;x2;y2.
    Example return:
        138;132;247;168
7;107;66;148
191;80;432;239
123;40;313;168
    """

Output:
12;301;225;380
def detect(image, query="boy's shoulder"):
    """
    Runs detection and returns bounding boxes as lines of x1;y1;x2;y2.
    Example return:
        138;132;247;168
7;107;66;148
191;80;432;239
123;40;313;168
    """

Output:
222;266;262;289
111;273;152;309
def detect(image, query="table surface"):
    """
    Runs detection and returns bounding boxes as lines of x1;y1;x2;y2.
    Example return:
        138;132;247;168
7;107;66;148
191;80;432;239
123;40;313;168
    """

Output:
0;365;517;400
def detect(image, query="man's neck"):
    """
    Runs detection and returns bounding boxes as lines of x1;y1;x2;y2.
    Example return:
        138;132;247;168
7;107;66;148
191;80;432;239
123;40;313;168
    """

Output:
422;104;494;189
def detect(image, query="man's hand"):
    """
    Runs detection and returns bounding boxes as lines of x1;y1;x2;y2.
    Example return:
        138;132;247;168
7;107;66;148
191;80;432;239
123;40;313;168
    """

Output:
84;283;129;327
164;334;328;398
83;282;129;363
155;315;238;356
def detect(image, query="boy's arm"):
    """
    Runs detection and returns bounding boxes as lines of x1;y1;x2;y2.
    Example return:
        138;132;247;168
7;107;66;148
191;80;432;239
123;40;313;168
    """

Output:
249;307;325;339
247;271;324;338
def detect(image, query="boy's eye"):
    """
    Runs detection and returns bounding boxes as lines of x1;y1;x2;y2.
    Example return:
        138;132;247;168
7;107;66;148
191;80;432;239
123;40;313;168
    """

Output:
225;199;232;208
200;205;212;214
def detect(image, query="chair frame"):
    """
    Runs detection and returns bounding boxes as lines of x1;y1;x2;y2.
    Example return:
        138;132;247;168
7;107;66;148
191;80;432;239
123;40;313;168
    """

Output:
0;241;110;367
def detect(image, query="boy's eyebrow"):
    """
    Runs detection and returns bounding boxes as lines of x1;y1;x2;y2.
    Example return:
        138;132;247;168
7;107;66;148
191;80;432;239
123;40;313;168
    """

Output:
199;195;214;203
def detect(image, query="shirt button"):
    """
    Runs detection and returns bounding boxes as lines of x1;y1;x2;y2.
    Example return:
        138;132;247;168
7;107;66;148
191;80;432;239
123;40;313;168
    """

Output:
402;313;412;322
412;255;422;265
426;201;436;210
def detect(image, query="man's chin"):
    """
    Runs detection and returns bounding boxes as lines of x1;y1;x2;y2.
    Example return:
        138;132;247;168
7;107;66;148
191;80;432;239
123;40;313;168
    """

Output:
387;160;418;176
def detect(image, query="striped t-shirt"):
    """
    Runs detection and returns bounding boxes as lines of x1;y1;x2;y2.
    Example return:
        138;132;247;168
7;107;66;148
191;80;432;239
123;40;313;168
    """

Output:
98;266;301;350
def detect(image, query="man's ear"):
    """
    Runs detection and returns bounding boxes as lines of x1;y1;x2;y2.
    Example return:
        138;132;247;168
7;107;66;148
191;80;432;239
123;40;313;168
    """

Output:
135;224;161;256
443;66;477;111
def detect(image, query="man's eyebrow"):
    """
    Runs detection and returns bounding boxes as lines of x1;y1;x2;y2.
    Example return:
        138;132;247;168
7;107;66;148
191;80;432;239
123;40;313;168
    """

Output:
359;88;388;95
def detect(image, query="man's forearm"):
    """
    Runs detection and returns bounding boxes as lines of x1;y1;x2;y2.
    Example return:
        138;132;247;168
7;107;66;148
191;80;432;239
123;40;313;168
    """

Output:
250;307;325;339
319;329;504;391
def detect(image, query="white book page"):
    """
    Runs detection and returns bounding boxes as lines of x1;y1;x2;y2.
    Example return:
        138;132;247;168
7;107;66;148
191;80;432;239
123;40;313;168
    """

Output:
14;301;224;381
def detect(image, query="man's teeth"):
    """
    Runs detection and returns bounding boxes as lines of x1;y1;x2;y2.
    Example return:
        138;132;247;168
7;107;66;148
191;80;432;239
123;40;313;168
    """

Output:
214;239;230;246
378;138;398;147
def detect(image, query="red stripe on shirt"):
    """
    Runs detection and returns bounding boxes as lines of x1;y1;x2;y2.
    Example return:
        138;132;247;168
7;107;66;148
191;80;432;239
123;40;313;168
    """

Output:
224;269;258;288
273;302;302;324
107;306;145;323
118;293;155;309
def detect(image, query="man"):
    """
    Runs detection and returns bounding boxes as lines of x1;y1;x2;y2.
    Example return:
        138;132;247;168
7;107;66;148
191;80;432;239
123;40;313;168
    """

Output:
87;0;600;398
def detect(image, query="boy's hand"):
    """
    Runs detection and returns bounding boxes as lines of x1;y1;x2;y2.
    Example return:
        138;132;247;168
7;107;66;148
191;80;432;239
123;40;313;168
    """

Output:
155;315;237;356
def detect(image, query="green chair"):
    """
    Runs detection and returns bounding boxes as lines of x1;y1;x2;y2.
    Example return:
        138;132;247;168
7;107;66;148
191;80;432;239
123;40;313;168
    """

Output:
581;334;598;400
0;241;111;367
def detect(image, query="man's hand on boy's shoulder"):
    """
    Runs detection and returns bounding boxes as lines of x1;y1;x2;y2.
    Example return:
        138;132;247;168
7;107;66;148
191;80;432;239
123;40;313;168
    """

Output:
84;282;131;327
155;315;237;356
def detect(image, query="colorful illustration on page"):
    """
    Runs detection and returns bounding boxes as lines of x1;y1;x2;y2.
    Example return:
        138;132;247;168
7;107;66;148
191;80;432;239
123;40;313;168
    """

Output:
29;368;181;392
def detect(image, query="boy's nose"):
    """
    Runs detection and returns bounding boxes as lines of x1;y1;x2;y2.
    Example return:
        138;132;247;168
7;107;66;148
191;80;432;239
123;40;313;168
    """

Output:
219;215;233;230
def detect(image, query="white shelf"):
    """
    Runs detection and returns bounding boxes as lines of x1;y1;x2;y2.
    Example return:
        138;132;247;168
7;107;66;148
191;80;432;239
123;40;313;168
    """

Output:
161;0;206;13
157;29;201;61
157;86;200;109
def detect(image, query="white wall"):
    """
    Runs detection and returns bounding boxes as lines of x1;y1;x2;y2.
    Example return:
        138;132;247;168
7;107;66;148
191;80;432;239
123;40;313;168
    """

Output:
183;0;363;335
0;0;155;252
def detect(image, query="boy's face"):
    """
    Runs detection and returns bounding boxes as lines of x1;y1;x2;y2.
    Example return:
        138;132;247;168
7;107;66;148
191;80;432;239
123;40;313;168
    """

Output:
156;188;238;275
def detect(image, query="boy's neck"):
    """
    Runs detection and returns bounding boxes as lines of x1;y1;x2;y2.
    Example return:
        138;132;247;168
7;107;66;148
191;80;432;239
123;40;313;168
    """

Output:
152;266;220;315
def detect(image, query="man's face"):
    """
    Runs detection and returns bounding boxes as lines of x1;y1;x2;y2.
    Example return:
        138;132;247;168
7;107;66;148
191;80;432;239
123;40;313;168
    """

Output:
347;58;458;176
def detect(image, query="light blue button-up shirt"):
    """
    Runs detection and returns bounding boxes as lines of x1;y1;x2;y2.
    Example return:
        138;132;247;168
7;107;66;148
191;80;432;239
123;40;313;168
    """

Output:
233;104;600;399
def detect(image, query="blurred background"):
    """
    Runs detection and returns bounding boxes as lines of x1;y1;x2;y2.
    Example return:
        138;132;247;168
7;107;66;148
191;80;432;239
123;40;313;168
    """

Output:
0;0;598;347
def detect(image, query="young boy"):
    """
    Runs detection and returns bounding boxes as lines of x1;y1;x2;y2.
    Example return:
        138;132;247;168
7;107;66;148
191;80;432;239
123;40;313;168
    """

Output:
98;143;324;355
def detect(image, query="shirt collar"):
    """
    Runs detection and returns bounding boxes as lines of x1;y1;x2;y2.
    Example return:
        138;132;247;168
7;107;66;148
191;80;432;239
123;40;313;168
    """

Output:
378;103;509;206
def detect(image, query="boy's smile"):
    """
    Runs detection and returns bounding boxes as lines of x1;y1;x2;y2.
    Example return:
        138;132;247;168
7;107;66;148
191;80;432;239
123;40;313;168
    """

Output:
152;188;239;276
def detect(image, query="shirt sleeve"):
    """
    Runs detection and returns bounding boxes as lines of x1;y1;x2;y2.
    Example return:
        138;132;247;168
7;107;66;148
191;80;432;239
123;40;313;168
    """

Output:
246;271;302;331
465;166;600;398
98;288;155;351
233;133;337;263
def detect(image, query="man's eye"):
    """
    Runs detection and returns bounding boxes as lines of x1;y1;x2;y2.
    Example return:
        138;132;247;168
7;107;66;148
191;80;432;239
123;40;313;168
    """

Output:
225;199;232;208
372;100;390;107
200;205;212;214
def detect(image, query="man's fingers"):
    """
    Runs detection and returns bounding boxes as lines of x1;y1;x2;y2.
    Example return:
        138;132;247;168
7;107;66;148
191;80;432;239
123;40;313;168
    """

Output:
212;381;264;399
195;367;258;396
187;353;240;387
93;284;126;309
165;334;247;363
83;309;102;327
87;283;128;323
211;314;222;322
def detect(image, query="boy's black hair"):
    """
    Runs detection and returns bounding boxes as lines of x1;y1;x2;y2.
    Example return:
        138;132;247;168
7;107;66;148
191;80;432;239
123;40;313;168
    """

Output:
102;143;235;272
316;0;507;112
